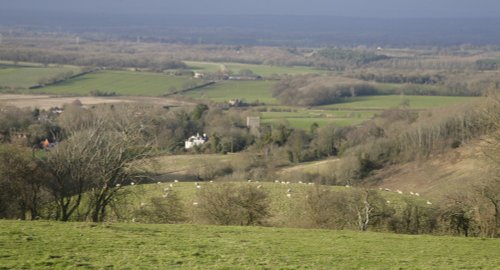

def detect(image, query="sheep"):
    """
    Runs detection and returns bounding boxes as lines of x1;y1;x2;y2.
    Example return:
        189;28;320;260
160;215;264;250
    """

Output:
196;185;202;189
286;181;291;184
130;182;135;186
298;181;303;184
386;200;391;204
286;193;292;198
157;182;162;185
209;180;214;183
193;202;199;206
426;201;432;205
345;185;351;188
248;180;252;183
174;180;179;183
281;181;286;184
274;180;280;183
308;183;314;185
410;191;414;195
384;188;391;192
257;185;263;189
287;188;292;193
115;184;121;187
140;202;147;207
169;183;174;188
415;193;420;196
396;190;403;194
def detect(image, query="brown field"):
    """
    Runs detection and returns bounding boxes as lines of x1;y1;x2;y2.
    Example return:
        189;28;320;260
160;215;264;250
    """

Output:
0;94;193;109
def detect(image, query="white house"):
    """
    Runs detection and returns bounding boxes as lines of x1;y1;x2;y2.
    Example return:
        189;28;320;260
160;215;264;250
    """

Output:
185;133;207;149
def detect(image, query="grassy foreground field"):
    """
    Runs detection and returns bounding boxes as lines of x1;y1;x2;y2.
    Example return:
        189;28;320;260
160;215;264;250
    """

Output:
1;220;498;269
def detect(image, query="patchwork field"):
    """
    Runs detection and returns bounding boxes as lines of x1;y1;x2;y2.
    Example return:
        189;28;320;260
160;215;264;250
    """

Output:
186;61;325;77
1;220;498;269
319;95;480;110
0;63;81;89
37;70;200;96
184;80;277;104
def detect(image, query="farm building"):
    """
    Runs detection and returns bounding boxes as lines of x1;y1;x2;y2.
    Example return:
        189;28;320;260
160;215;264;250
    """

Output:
185;133;207;149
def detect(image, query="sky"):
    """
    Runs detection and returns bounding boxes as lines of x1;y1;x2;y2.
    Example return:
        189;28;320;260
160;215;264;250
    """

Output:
2;0;500;18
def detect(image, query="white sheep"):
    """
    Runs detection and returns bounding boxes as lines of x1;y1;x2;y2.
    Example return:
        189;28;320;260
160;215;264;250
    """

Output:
286;193;292;198
426;201;432;205
248;180;252;183
274;180;279;183
396;190;403;194
130;182;135;186
410;191;414;195
257;185;263;189
115;184;121;187
157;182;162;185
193;202;199;206
287;188;292;193
384;188;391;192
415;193;420;196
169;183;174;188
174;180;179;183
196;185;201;189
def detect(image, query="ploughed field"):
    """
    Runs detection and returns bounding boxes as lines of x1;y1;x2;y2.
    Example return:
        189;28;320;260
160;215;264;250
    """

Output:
1;220;498;269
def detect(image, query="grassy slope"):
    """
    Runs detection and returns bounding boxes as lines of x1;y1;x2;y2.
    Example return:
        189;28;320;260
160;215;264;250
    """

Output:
1;220;498;269
368;138;492;200
38;71;199;96
0;64;81;89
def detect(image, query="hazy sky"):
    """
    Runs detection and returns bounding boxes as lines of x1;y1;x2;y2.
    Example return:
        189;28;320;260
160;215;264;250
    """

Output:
3;0;500;18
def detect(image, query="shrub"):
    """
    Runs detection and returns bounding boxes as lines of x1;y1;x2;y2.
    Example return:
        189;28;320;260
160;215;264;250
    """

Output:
135;191;186;224
195;183;270;226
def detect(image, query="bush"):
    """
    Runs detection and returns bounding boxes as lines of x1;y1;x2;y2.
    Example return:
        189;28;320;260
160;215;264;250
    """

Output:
135;191;186;224
195;183;270;226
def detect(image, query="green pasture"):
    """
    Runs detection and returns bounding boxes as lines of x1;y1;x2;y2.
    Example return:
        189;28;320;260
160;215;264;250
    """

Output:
184;80;277;104
320;95;480;110
260;108;374;129
1;220;498;269
186;61;324;77
0;64;81;89
38;70;200;96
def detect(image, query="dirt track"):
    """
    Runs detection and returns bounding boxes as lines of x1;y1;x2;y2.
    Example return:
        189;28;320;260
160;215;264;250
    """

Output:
0;94;193;109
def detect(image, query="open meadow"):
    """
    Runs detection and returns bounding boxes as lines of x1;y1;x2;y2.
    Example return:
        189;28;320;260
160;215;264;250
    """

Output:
0;62;81;89
1;220;498;269
38;70;200;96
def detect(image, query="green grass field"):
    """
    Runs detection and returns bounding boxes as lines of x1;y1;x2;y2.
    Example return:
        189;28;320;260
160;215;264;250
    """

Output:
319;95;480;110
0;64;81;89
38;70;200;96
184;80;277;104
186;61;325;77
260;109;374;129
1;220;498;269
